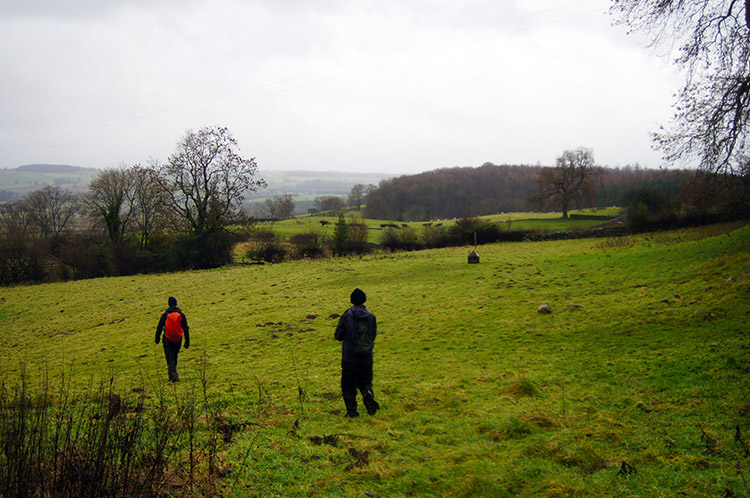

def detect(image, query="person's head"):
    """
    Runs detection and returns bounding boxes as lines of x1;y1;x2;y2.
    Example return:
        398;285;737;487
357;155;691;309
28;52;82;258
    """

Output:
168;296;177;307
350;288;366;306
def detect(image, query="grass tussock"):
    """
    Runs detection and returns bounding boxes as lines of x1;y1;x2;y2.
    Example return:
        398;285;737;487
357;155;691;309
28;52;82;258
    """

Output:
506;377;540;397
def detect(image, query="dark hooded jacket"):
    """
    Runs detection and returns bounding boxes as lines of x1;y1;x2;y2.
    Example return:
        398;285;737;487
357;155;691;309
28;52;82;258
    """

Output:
334;304;376;367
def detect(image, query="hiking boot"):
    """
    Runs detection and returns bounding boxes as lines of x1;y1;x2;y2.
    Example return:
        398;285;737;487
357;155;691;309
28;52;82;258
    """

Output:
363;393;379;416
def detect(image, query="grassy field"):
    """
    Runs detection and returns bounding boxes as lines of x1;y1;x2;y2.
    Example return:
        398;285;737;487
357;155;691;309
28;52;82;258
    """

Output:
0;168;98;193
1;220;749;497
264;207;621;242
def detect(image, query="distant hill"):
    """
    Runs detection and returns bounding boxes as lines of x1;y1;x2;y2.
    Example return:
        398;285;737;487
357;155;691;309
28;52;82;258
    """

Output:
0;164;101;197
249;169;393;198
0;165;392;204
14;164;98;174
244;169;394;215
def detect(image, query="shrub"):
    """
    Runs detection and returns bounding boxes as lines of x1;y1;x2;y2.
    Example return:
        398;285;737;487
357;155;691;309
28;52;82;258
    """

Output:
86;242;113;277
419;225;447;248
628;202;652;232
245;229;287;263
347;215;372;255
289;232;325;259
52;234;110;280
197;229;236;268
474;223;530;243
0;368;231;497
398;227;419;250
447;216;485;245
0;230;44;285
169;229;237;269
381;227;420;252
330;214;349;256
626;186;679;232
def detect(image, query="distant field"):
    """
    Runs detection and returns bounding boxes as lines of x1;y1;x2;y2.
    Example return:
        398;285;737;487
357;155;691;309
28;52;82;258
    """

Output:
261;207;621;242
2;221;748;496
0;168;98;193
0;167;389;198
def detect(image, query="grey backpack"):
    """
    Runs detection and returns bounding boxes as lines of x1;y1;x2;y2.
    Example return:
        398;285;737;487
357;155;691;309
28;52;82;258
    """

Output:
353;317;375;355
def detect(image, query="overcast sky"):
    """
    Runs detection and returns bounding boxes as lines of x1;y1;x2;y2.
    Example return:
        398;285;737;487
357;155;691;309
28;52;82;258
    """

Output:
0;0;681;175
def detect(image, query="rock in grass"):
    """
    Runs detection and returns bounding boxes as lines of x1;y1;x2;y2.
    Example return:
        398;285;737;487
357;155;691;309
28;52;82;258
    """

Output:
537;304;552;314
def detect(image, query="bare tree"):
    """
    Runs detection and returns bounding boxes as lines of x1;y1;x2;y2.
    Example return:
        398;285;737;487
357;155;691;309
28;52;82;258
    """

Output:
265;194;296;220
277;194;295;219
156;126;266;233
0;199;34;238
85;167;136;244
611;0;750;174
264;197;280;219
25;186;79;237
347;184;366;210
251;202;271;219
0;198;43;285
132;164;168;250
530;147;604;219
314;195;345;214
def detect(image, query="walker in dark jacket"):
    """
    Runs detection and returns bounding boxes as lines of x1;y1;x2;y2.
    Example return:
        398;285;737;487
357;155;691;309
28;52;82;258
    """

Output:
155;296;190;382
334;288;379;418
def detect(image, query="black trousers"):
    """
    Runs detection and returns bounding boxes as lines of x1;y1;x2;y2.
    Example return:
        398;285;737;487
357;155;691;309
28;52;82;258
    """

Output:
162;338;182;381
341;363;373;415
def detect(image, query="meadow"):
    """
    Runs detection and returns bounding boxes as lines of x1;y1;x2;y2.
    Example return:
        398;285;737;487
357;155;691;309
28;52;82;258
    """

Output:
1;220;748;497
264;207;621;242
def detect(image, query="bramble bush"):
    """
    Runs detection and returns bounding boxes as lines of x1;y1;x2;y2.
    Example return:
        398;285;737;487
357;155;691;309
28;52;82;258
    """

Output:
289;231;326;259
0;367;231;498
244;229;287;263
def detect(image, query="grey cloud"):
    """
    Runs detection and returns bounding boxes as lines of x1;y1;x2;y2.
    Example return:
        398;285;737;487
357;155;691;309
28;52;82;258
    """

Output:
0;0;192;19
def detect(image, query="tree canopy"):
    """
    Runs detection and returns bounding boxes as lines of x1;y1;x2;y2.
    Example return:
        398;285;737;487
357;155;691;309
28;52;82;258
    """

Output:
157;126;266;233
363;164;544;221
530;147;604;219
611;0;750;174
85;168;135;244
25;186;79;238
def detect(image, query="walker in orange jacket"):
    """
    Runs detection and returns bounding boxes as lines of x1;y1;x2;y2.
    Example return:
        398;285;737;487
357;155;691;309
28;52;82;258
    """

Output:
155;296;190;382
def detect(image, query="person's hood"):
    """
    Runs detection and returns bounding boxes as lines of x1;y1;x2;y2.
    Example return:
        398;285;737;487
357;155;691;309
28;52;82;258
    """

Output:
350;305;370;318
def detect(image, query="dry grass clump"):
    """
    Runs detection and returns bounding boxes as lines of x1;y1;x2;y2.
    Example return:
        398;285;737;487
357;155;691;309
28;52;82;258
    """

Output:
506;377;540;397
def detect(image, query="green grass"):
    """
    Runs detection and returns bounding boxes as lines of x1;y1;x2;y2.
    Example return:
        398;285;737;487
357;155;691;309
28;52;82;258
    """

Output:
267;208;621;242
1;221;748;497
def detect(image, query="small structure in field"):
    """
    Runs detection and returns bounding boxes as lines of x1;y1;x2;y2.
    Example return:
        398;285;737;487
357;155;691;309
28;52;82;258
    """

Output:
467;232;479;264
